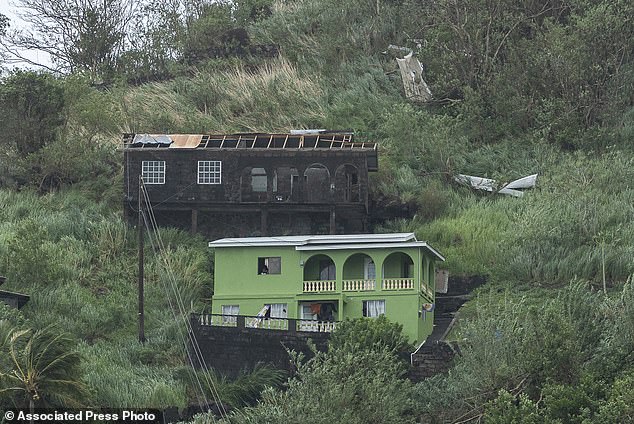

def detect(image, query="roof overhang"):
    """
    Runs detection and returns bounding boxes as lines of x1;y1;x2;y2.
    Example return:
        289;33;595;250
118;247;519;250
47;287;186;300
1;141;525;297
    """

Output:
208;233;416;248
208;233;444;261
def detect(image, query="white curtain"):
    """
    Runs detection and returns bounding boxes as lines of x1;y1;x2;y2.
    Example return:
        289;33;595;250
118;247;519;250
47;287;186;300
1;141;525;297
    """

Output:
221;305;239;324
364;258;376;279
269;303;288;318
366;300;385;317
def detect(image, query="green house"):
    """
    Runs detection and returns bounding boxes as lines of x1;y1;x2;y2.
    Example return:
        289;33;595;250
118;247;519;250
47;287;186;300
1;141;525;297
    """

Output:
208;233;445;345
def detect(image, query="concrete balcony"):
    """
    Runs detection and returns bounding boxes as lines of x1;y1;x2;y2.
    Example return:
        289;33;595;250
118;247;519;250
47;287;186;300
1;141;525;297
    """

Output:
303;280;337;292
342;279;376;291
382;278;415;290
194;313;338;333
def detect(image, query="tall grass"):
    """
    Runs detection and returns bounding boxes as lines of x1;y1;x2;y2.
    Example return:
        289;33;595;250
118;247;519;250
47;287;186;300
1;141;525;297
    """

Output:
121;58;327;133
388;151;634;285
0;188;215;407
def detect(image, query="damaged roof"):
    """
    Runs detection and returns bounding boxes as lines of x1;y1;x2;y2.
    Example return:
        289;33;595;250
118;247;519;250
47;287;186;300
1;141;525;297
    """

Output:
122;131;377;150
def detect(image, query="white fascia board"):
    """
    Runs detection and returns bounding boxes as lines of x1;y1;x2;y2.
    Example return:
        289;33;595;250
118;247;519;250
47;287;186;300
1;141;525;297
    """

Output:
208;233;417;248
208;236;309;248
303;233;416;244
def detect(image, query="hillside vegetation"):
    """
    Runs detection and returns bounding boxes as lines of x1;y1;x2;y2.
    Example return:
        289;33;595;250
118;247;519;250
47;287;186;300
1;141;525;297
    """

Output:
1;0;634;422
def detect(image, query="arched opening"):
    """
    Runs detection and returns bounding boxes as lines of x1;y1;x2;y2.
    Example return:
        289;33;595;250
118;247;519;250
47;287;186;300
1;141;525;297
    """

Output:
335;164;360;202
303;164;330;203
382;252;415;290
342;253;376;291
251;167;267;192
273;166;300;202
240;167;268;202
303;254;336;292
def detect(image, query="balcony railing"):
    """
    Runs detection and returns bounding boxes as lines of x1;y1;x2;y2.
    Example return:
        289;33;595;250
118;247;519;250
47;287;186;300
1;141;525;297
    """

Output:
303;280;337;292
193;313;338;333
382;278;415;290
342;279;376;291
298;320;338;332
302;278;421;292
246;317;288;330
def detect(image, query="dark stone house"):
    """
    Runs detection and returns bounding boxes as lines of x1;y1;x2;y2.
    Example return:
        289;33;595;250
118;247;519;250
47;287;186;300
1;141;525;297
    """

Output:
122;131;378;238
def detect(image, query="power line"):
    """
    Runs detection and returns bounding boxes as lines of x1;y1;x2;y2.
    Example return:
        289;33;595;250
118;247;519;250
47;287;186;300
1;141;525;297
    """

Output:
138;179;227;420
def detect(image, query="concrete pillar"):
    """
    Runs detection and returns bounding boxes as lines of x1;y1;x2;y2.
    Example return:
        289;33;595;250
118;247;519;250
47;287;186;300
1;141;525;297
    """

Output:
261;207;268;236
329;206;336;234
191;209;198;234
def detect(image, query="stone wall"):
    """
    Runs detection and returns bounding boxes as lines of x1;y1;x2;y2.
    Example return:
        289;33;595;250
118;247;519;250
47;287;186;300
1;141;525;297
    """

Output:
190;317;330;378
408;341;460;382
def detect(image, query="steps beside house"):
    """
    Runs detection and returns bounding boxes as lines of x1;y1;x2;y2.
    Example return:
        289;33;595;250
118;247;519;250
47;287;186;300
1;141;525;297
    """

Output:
408;275;485;382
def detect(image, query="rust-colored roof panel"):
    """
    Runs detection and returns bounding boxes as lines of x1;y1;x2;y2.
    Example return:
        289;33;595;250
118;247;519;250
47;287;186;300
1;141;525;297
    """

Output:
167;134;203;148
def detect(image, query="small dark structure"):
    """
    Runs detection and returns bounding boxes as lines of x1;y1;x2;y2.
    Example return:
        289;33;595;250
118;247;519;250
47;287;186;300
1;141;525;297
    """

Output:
122;131;378;238
0;276;30;309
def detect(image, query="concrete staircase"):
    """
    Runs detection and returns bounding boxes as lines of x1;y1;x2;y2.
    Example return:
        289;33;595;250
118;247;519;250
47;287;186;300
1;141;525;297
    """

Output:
408;275;486;381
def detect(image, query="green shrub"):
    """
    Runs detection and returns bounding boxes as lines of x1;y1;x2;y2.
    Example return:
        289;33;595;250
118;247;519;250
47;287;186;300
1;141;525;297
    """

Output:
226;348;415;424
483;389;541;424
328;315;413;354
594;369;634;423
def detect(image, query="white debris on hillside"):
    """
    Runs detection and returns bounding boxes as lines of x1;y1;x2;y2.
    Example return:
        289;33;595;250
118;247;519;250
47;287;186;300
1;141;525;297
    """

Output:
455;174;538;197
385;45;433;103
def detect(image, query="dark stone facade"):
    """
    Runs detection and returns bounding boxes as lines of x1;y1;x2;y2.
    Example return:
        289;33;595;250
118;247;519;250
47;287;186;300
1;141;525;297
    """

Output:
124;147;375;238
190;316;330;378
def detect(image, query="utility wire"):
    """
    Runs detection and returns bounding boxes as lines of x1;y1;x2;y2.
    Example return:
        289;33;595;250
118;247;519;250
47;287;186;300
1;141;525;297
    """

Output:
140;186;222;412
139;181;228;419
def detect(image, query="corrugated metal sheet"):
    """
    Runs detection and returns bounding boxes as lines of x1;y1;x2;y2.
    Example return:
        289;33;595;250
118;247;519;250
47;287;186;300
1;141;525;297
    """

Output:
132;134;172;146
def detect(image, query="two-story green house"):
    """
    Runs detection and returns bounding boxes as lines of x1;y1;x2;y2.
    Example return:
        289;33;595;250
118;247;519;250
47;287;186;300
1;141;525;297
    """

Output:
208;233;445;345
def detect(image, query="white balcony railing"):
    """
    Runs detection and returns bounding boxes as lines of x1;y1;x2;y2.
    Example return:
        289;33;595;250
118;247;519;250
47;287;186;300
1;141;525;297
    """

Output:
246;317;288;330
382;278;415;290
303;280;337;292
342;279;376;291
298;320;338;332
199;314;238;327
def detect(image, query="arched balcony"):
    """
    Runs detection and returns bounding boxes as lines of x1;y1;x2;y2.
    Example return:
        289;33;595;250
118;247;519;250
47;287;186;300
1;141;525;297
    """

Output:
302;254;336;292
342;253;376;291
382;252;415;290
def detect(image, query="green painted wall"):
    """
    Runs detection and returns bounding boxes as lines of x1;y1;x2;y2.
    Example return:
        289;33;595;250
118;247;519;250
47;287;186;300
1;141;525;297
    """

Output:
342;253;370;279
210;244;441;344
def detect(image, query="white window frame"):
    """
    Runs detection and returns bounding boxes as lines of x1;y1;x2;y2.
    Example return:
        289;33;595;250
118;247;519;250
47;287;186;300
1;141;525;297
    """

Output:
198;160;222;184
363;299;385;318
141;160;165;184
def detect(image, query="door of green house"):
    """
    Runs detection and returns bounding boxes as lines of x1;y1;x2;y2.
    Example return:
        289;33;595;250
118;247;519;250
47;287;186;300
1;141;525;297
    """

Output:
298;301;338;332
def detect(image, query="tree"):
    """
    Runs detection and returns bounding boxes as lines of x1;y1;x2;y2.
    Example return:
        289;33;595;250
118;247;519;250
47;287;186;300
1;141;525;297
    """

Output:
221;348;415;424
0;70;64;156
0;325;88;410
0;0;137;80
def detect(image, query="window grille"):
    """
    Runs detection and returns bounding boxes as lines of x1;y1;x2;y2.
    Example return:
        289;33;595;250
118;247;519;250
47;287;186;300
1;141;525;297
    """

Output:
141;161;165;184
198;161;222;184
